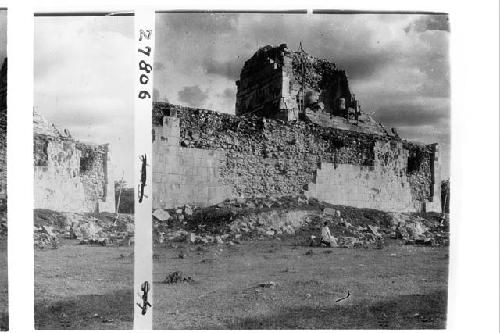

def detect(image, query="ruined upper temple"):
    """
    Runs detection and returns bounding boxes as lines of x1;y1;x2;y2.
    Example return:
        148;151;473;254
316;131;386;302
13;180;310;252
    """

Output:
151;43;442;213
236;44;390;136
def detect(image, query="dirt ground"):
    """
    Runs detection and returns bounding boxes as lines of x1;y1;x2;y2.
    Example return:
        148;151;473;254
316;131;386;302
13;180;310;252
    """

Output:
153;239;448;329
0;240;7;331
34;239;134;330
32;229;448;329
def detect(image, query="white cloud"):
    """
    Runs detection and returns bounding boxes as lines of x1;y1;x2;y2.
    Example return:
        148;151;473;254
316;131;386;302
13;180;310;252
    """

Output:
153;13;450;177
34;16;135;184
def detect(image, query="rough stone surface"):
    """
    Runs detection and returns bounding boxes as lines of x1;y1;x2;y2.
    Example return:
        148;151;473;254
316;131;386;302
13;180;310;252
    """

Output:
234;44;390;138
153;103;440;213
153;196;449;247
306;141;422;212
34;210;134;248
34;111;115;213
153;209;171;222
151;45;441;213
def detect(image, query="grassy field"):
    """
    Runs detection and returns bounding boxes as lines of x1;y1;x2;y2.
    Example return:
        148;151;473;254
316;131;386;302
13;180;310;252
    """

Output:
32;230;449;329
153;239;448;329
0;240;7;331
34;239;133;330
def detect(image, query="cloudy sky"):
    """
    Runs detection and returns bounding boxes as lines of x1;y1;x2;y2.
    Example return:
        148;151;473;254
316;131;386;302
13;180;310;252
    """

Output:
154;13;450;178
34;16;135;184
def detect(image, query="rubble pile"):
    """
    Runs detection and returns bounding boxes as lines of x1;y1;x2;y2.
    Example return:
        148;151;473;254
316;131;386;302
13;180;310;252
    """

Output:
153;195;318;244
312;214;386;248
34;225;59;249
389;212;449;246
153;196;449;248
34;209;134;249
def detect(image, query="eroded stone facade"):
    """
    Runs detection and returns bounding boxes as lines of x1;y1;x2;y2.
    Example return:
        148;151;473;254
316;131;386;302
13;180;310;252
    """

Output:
235;44;385;135
153;103;441;213
152;44;441;213
33;111;115;213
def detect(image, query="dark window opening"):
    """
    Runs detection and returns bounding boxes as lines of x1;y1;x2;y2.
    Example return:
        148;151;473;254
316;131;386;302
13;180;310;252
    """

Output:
80;153;95;174
407;149;424;173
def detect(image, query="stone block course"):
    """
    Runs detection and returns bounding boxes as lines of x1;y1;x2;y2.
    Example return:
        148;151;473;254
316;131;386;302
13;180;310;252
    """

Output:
152;103;440;212
33;112;115;213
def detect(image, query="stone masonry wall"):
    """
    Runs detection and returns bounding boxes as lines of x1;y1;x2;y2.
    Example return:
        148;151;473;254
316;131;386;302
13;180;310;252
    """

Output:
34;138;91;212
236;44;357;121
34;131;115;213
153;103;440;212
153;116;232;209
235;47;289;119
77;143;111;207
306;141;416;212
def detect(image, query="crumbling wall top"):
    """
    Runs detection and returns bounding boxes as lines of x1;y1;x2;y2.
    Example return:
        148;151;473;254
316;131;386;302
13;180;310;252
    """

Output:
236;44;363;123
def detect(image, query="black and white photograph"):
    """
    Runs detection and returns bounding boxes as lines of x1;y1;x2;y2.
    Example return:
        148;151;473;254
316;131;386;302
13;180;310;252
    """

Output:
0;8;7;332
0;2;490;332
33;14;135;329
151;12;450;329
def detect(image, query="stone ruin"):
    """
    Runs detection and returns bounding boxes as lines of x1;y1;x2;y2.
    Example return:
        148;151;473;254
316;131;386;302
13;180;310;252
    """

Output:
236;44;388;136
152;44;442;214
33;111;115;213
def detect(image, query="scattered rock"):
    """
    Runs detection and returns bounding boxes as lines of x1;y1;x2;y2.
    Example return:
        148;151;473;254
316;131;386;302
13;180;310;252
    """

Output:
151;197;448;248
162;271;193;284
153;209;171;222
34;226;59;249
184;206;193;216
323;208;337;216
188;233;196;243
368;225;381;237
74;221;102;240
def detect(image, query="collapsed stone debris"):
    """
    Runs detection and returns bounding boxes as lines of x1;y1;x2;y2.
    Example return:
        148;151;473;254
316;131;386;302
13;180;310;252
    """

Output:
34;225;59;249
34;209;134;249
153;196;449;248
